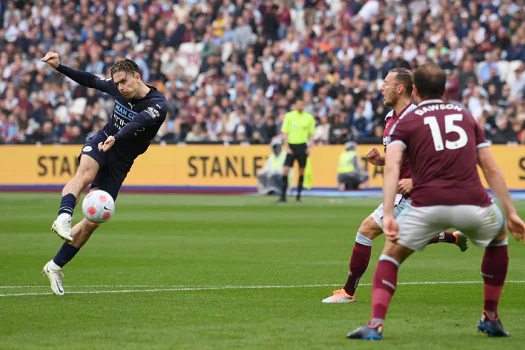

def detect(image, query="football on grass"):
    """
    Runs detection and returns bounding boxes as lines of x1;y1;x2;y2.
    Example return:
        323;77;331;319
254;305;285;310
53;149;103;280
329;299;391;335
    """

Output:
82;190;115;223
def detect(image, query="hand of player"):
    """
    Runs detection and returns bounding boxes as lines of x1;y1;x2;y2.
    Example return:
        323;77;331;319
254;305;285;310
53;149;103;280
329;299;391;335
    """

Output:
397;179;413;195
507;212;525;244
367;147;382;165
306;147;311;155
286;147;293;155
41;52;61;69
98;135;116;153
383;215;400;243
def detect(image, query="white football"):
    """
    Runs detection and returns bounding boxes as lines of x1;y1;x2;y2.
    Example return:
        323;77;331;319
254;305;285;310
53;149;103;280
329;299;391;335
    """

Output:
82;190;115;223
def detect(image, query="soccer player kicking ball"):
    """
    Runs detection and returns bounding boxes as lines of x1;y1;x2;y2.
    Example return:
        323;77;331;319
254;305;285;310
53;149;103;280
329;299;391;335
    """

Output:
40;52;168;296
323;68;468;304
347;63;525;340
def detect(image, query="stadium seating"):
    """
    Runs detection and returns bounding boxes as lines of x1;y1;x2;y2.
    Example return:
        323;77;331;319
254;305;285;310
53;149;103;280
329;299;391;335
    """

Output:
1;0;524;145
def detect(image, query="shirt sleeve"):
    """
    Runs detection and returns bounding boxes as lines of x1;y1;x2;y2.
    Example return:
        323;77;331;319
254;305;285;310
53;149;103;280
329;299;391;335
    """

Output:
281;113;290;134
114;101;167;141
387;117;410;150
473;113;490;149
56;64;118;96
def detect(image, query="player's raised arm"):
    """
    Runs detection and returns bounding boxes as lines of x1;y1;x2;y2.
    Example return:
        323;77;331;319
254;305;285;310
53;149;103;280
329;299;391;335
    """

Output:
42;52;118;96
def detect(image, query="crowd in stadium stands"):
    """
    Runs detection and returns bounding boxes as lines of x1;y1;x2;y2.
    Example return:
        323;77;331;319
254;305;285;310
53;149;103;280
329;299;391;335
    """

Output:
2;0;525;145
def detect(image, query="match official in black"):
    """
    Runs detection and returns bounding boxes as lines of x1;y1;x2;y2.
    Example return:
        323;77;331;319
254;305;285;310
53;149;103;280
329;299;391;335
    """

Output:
279;98;316;202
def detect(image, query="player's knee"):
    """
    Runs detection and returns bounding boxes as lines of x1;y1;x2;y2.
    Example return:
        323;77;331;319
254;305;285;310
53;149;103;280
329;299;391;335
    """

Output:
489;229;508;246
358;216;383;240
381;241;413;264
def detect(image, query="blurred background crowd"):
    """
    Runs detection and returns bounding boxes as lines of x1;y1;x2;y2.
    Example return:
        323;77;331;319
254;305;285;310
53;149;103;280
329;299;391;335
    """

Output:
2;0;525;145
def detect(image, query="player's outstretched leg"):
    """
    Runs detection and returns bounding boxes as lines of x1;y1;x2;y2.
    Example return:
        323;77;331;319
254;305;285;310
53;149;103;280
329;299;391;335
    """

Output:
43;218;100;296
427;231;469;252
323;216;381;303
51;156;99;241
477;238;510;337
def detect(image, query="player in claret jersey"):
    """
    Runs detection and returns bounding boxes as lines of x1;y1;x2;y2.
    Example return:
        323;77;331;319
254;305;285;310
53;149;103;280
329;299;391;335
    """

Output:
347;63;525;340
322;68;468;304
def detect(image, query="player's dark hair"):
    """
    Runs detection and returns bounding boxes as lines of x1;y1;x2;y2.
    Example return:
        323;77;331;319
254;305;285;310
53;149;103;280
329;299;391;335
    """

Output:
390;68;413;96
110;58;141;78
413;63;446;99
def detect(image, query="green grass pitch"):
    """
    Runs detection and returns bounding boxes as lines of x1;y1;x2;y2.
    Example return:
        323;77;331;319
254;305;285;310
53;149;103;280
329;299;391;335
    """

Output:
1;193;524;349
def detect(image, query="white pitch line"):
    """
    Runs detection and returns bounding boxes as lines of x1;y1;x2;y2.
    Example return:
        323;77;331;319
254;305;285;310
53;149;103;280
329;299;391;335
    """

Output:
1;280;525;297
0;284;168;289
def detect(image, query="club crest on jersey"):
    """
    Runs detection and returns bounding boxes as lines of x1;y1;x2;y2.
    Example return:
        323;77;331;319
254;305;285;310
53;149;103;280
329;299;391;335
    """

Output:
145;107;160;119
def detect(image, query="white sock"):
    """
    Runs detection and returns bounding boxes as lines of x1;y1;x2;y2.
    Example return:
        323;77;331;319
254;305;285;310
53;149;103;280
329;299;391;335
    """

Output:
57;213;71;222
48;260;62;271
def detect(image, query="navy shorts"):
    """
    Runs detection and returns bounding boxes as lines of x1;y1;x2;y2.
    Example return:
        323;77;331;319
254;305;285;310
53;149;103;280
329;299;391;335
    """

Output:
79;132;133;201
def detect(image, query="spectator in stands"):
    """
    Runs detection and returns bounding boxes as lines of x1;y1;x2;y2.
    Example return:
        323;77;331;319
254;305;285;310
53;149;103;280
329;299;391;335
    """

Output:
314;115;330;145
330;114;350;144
233;114;253;142
492;116;519;144
510;63;525;99
186;124;208;143
264;116;278;142
478;53;500;83
2;0;525;147
505;35;525;61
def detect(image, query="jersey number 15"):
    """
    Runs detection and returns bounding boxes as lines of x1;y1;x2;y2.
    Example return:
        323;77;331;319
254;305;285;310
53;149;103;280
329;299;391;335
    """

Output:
424;114;468;151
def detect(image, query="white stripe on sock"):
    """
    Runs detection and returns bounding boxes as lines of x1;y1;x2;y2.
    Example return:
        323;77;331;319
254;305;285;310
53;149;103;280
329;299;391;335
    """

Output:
379;254;400;268
356;232;373;246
